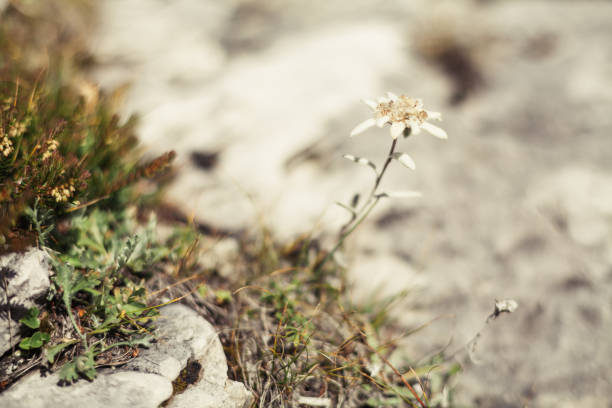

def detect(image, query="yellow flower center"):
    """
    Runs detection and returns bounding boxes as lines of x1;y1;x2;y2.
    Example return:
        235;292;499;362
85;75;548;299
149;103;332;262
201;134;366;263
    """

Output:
377;96;428;125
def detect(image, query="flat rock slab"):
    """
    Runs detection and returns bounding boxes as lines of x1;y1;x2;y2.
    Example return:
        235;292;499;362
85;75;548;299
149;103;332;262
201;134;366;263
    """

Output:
0;248;52;356
0;371;171;408
0;304;252;408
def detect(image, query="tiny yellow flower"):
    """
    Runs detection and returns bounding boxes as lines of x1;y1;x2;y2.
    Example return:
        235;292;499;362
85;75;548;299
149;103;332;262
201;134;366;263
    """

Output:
1;135;13;157
351;92;448;140
8;121;27;138
42;139;59;160
49;180;76;203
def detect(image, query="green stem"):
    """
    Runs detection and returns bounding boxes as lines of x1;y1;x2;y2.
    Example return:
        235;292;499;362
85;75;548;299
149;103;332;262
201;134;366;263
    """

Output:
325;138;398;273
317;197;380;274
339;138;397;236
63;293;86;343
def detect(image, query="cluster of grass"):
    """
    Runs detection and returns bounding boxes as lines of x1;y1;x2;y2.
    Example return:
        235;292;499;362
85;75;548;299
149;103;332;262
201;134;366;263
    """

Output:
0;2;463;406
148;229;462;407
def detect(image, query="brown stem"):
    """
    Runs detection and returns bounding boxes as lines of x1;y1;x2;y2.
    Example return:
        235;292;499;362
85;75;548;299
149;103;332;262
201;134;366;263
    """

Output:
369;138;398;200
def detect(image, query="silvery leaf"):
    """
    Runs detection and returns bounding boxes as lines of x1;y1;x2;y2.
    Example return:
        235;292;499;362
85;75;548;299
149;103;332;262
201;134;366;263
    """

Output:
335;201;356;215
391;152;416;170
375;191;422;199
343;154;377;172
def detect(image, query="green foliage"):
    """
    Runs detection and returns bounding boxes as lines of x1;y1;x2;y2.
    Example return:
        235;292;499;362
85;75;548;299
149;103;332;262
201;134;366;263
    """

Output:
214;289;232;305
19;331;50;350
18;307;50;350
56;334;154;383
60;208;169;273
42;207;174;382
19;306;41;329
23;198;55;248
60;349;96;382
261;279;314;348
45;340;79;364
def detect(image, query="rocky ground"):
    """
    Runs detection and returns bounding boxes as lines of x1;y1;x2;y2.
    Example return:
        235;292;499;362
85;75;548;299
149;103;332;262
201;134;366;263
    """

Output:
87;0;612;406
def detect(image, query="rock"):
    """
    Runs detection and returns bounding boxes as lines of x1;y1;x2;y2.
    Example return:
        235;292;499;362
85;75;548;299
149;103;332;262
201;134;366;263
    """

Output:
0;248;52;356
167;379;252;408
0;371;172;408
143;304;253;408
527;166;612;248
0;304;252;408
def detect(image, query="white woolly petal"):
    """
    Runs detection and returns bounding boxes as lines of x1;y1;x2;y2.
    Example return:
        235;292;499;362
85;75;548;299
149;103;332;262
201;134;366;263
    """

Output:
377;96;390;104
350;118;376;137
376;115;390;128
422;122;448;139
427;111;442;121
390;122;406;139
362;99;378;111
409;120;422;135
387;92;399;102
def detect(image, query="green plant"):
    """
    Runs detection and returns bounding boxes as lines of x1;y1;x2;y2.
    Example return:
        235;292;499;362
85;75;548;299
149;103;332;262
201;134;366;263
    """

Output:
40;207;178;382
18;307;50;350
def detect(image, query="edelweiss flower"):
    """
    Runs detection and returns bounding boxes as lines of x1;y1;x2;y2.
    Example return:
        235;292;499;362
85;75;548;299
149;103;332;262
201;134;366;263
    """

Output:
350;92;448;140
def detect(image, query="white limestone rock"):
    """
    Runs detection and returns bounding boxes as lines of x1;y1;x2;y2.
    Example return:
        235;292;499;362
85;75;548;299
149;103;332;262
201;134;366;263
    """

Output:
0;371;172;408
0;304;252;408
0;248;52;356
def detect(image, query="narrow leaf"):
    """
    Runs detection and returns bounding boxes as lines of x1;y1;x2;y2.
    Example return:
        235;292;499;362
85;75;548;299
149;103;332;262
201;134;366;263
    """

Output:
391;152;416;170
376;191;422;199
335;201;357;215
350;118;376;136
343;154;377;172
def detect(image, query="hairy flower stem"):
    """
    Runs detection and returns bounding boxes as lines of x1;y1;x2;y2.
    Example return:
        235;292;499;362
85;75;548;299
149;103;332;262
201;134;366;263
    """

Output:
368;138;398;201
339;138;398;236
316;197;380;274
318;139;398;273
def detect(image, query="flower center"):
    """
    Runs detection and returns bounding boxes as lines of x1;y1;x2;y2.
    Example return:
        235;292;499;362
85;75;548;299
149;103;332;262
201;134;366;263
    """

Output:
377;96;428;125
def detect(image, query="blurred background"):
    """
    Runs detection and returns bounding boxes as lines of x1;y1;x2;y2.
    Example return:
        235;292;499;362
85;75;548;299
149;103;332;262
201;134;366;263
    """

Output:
3;0;612;406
